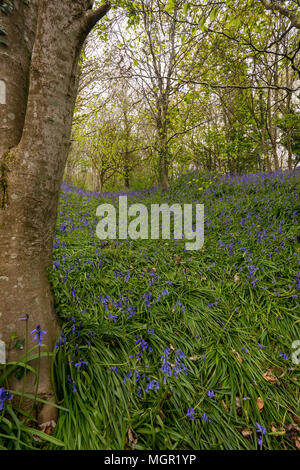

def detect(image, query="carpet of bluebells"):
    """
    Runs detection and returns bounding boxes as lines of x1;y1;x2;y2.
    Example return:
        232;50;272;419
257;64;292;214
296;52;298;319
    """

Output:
2;170;300;450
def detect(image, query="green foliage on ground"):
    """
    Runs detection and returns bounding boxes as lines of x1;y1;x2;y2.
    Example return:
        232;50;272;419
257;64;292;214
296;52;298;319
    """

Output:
1;169;299;449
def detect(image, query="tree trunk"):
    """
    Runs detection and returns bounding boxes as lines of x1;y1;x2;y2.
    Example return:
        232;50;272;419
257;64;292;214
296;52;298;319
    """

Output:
97;175;104;193
0;0;111;425
124;172;130;191
158;128;169;190
159;150;169;190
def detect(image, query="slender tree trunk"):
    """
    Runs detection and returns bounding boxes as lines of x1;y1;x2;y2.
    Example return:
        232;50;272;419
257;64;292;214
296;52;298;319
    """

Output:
124;166;130;191
157;128;169;190
0;0;111;425
259;91;271;172
97;174;104;193
159;149;169;190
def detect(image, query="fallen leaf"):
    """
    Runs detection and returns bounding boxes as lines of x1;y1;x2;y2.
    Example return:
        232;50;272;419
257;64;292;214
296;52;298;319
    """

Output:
128;428;138;450
285;423;300;432
234;274;240;282
169;343;175;351
262;369;280;385
256;397;264;412
231;349;243;363
241;428;253;437
291;435;300;450
189;355;198;361
222;400;228;411
235;396;241;408
271;425;285;435
39;420;56;433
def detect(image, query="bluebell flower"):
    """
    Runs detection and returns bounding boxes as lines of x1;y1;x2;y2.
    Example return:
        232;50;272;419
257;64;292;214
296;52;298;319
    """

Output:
186;407;195;420
30;325;47;346
75;359;88;369
108;313;117;322
0;388;13;410
280;353;288;360
255;422;266;446
19;314;29;321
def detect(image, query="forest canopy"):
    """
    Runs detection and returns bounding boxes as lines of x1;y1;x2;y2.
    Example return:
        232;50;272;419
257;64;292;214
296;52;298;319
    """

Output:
66;0;300;191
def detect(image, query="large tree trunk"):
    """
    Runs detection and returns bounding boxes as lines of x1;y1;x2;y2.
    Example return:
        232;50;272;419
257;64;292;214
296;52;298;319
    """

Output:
0;0;111;425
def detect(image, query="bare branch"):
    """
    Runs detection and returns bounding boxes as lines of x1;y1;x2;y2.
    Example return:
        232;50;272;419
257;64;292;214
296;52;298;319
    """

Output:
260;0;300;29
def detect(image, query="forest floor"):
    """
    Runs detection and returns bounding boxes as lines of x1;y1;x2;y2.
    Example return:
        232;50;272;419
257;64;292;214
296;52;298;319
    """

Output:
2;170;299;450
48;170;300;450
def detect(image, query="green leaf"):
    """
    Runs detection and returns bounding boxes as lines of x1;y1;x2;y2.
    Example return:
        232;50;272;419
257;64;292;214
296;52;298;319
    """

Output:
0;25;8;36
15;339;25;350
166;0;175;13
199;17;206;32
22;427;65;447
10;390;69;411
210;8;218;22
10;332;19;341
183;3;189;15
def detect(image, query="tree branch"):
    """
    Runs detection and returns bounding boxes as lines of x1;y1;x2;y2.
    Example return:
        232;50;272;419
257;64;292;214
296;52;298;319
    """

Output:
260;0;300;30
83;1;111;35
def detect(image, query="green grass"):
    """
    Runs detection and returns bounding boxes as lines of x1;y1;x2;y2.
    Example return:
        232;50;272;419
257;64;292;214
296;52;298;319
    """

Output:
1;170;299;450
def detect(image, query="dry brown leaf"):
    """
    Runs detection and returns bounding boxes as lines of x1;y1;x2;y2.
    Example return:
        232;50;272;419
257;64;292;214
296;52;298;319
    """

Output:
241;428;253;437
256;397;264;412
201;277;207;281
262;369;280;385
189;355;198;361
285;423;300;432
174;330;180;336
234;274;240;282
222;400;228;411
291;436;300;450
231;349;243;363
39;420;56;433
169;343;175;351
128;428;138;450
271;425;285;435
235;396;241;408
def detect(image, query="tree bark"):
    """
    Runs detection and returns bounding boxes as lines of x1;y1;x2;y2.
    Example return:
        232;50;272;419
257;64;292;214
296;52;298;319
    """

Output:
0;0;111;425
